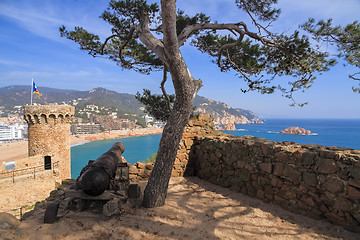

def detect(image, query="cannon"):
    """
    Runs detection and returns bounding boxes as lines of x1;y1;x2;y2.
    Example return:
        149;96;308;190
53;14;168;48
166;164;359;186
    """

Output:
44;142;141;223
77;142;125;196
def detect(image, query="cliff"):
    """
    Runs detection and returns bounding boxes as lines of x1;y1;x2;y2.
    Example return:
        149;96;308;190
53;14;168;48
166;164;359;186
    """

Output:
193;95;263;128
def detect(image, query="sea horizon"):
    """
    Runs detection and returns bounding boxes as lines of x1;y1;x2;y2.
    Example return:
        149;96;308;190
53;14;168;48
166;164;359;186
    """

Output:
71;118;360;178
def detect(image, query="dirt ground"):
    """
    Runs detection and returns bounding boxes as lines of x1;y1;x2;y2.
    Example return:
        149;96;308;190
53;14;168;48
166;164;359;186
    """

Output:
1;177;359;240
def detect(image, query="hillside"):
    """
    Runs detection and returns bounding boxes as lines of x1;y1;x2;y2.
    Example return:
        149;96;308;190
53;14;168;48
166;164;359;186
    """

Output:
0;86;142;113
0;85;263;126
194;95;263;125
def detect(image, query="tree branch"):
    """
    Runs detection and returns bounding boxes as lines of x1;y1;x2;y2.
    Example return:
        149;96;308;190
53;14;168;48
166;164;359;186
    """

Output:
214;34;245;67
137;11;166;62
100;34;119;54
349;72;360;81
178;22;275;47
161;65;171;111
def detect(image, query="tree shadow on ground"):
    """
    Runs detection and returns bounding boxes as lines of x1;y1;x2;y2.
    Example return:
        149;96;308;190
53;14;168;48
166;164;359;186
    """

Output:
16;176;360;240
92;176;359;239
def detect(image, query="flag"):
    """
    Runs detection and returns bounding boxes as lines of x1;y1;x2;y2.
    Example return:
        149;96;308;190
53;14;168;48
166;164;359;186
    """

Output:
33;81;40;99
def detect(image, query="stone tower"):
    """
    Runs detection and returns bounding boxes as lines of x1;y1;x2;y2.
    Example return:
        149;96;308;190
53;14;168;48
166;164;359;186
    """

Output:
24;105;75;180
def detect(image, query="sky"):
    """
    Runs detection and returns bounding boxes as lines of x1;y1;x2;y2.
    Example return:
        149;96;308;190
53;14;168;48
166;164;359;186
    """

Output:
0;0;359;119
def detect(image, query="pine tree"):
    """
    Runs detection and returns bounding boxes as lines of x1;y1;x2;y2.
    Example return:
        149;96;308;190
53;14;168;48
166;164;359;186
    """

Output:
60;0;339;207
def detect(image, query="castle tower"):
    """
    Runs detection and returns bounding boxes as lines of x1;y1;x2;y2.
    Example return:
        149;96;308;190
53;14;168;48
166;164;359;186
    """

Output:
24;105;75;180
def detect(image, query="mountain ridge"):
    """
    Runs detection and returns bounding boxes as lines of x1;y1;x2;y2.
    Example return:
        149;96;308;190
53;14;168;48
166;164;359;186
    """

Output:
0;85;263;126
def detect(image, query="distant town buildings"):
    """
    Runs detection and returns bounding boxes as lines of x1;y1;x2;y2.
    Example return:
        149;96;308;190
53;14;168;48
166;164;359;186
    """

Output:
0;114;27;143
71;124;100;135
0;124;26;142
143;114;165;128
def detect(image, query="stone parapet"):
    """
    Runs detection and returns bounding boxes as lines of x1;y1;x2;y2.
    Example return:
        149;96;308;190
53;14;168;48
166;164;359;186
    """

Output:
24;105;74;125
186;116;360;232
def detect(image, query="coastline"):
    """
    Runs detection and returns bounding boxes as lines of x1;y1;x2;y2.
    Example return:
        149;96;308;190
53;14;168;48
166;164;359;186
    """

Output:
70;128;163;145
0;128;163;163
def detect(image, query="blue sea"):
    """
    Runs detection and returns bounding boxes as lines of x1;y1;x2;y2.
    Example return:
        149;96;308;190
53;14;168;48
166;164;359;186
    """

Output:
71;119;360;178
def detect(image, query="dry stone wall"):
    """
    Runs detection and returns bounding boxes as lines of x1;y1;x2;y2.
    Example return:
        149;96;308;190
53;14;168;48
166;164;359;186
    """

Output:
183;114;360;232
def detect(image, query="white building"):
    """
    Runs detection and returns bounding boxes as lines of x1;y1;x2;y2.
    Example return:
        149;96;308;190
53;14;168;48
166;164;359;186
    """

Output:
144;115;154;124
0;123;26;142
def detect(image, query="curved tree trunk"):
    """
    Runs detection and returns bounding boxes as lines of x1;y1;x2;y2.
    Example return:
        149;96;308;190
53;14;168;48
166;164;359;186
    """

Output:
143;0;202;208
142;94;193;207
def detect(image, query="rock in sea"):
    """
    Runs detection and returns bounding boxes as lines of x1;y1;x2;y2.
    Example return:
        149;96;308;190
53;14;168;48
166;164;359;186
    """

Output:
280;127;312;135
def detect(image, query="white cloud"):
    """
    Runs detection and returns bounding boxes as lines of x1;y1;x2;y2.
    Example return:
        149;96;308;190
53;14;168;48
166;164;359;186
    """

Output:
0;59;30;67
0;0;110;43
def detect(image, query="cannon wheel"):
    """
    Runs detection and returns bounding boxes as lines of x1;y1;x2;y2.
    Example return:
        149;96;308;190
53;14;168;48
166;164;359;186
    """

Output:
44;203;59;224
128;184;141;198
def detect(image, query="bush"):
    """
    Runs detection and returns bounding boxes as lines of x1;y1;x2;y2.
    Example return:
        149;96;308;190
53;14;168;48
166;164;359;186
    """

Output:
143;153;157;163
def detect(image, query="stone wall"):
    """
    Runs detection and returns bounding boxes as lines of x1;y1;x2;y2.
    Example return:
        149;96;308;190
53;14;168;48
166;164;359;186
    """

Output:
182;114;360;232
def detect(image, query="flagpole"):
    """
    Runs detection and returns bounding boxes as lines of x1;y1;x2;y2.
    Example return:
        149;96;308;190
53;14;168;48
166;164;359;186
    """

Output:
31;78;33;105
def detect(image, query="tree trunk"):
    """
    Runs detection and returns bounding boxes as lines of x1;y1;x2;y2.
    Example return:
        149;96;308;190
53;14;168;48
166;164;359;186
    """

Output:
142;0;202;208
142;94;193;207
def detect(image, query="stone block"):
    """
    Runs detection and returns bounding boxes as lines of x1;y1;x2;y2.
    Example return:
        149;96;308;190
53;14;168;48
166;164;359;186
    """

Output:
322;178;344;193
171;170;180;177
234;168;250;182
274;195;288;206
264;185;273;194
283;165;301;183
244;163;253;171
129;165;139;174
349;178;360;188
325;212;347;226
333;197;355;212
300;195;316;207
270;177;279;187
136;162;145;169
281;185;297;199
348;186;360;200
274;152;288;162
259;163;272;173
293;150;303;162
320;150;337;159
317;158;339;174
261;142;274;155
349;167;360;178
273;163;284;176
184;138;194;148
302;152;316;166
138;169;151;178
302;172;317;187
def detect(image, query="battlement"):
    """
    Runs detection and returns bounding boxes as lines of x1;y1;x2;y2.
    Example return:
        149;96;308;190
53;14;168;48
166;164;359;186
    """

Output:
24;105;74;125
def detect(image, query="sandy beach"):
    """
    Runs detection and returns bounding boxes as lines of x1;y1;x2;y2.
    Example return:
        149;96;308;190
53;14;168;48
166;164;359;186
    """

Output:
0;128;162;164
0;141;28;163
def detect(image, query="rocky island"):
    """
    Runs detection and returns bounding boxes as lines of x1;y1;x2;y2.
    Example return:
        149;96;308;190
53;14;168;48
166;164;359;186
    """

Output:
280;127;313;135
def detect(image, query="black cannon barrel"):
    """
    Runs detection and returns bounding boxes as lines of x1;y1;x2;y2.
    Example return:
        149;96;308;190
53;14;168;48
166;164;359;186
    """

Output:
79;142;125;196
